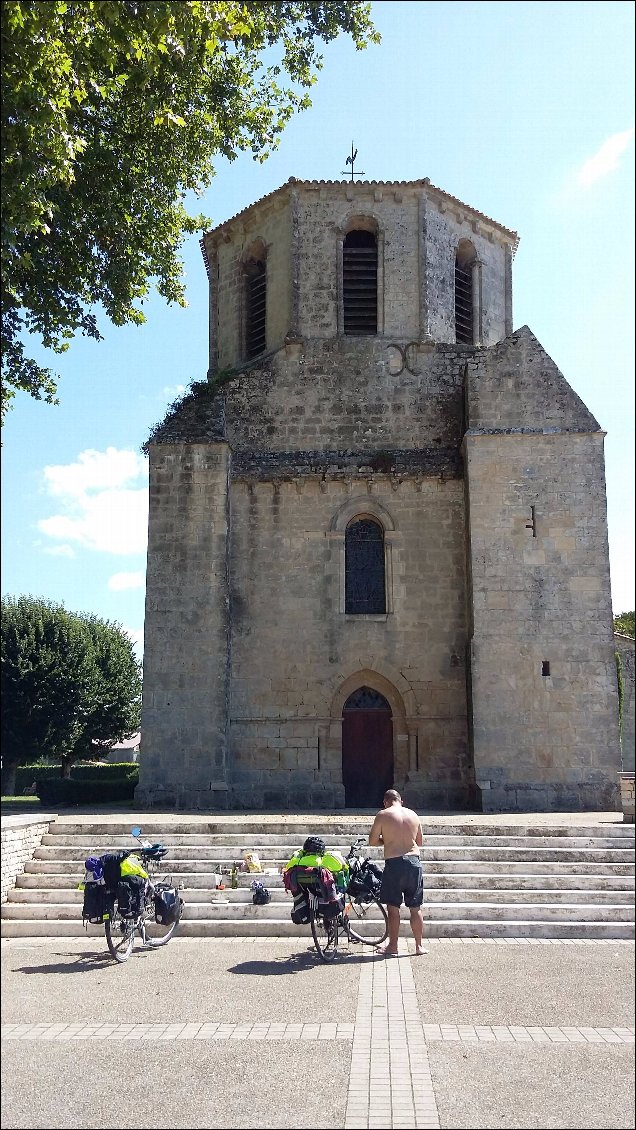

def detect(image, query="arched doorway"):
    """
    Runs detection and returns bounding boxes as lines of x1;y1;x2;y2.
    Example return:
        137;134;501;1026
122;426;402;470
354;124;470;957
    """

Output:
342;686;393;808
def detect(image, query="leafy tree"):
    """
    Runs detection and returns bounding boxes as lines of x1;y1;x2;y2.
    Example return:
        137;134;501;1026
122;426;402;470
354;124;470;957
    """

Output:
1;1;378;422
1;596;141;793
67;613;142;772
613;611;635;638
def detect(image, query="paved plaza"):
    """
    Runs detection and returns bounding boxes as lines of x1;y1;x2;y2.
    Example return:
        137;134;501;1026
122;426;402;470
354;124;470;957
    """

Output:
1;935;634;1129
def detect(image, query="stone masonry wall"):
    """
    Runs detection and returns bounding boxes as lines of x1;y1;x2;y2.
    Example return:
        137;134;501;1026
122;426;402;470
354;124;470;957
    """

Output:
226;474;470;809
219;338;465;454
464;429;621;810
615;633;635;771
214;197;291;370
1;817;51;903
137;444;231;809
204;179;516;374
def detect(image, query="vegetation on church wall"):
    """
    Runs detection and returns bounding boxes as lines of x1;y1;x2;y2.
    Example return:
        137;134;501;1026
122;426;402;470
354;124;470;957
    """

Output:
1;597;141;795
1;1;379;424
614;611;635;638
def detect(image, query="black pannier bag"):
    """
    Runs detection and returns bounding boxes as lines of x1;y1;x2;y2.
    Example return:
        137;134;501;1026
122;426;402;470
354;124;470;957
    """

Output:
291;890;310;924
153;884;183;926
100;851;130;893
82;883;111;925
347;860;383;900
117;875;146;918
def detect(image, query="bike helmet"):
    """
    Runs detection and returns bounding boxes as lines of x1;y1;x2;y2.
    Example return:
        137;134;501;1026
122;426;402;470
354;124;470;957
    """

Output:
302;836;326;856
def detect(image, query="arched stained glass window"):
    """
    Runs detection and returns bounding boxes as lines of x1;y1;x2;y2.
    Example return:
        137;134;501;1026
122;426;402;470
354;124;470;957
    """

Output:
345;518;386;614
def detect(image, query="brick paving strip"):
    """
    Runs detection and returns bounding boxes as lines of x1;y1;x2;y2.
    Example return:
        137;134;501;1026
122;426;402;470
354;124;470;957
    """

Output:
2;939;634;1129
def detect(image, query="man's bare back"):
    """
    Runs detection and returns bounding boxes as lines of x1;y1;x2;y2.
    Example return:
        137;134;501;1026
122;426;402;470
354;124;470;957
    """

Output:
369;797;422;859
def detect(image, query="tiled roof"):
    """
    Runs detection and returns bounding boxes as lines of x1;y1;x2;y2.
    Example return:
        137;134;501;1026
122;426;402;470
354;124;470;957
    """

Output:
200;176;519;249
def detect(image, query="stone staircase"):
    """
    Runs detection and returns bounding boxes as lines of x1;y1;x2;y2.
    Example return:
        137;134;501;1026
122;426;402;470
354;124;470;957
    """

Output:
2;817;634;939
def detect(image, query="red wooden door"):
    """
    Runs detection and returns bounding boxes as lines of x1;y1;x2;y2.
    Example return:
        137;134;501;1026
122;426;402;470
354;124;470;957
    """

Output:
342;690;393;808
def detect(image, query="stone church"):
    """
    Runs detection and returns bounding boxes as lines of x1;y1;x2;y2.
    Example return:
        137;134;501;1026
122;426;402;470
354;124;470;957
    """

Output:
137;176;621;813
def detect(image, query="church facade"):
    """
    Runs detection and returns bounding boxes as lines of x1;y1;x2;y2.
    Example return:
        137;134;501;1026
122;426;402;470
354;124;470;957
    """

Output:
137;177;621;812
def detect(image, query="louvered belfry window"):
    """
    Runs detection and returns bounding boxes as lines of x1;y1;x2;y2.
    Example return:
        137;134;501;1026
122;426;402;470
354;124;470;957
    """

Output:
345;518;386;614
454;245;475;345
245;258;266;358
343;230;377;335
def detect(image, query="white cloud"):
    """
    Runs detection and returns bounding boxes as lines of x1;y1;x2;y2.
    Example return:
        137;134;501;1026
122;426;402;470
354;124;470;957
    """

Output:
43;544;76;558
576;127;634;188
108;571;146;592
37;447;149;555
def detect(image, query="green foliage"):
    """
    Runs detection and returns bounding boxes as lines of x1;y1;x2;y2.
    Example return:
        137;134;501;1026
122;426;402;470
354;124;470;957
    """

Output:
36;774;137;807
14;761;138;792
614;611;635;638
1;1;378;422
1;596;141;793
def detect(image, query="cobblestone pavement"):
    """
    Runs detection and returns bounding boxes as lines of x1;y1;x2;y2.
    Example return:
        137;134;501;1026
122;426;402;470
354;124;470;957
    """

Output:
1;937;634;1129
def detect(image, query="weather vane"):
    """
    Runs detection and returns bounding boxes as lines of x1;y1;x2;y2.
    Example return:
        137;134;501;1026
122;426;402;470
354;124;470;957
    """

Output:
341;142;365;181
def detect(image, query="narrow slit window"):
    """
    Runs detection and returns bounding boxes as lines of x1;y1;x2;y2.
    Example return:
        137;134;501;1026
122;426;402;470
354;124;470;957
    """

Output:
245;257;266;358
455;241;476;345
345;518;385;614
542;661;551;677
343;230;377;335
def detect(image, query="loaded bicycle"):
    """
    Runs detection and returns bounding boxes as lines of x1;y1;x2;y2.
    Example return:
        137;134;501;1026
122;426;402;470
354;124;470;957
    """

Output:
81;826;183;963
286;836;389;962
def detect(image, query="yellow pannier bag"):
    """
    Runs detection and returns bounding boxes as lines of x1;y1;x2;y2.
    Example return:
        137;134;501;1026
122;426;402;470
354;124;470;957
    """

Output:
120;854;148;881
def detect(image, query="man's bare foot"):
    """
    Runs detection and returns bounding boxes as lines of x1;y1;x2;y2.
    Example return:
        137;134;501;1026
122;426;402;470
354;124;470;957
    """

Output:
375;944;399;956
414;945;428;955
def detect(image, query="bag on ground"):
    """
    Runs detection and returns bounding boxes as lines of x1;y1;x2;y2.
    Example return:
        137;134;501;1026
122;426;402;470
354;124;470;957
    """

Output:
251;881;271;905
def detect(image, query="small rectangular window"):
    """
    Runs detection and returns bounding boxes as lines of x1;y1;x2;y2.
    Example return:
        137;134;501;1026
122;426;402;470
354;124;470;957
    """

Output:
541;661;551;677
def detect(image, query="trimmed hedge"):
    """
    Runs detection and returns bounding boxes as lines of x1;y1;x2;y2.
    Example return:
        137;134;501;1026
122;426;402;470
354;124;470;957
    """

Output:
15;762;138;793
36;775;137;806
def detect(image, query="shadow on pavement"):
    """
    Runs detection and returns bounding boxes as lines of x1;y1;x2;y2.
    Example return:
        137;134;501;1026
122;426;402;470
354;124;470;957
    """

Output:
12;950;115;975
228;947;375;975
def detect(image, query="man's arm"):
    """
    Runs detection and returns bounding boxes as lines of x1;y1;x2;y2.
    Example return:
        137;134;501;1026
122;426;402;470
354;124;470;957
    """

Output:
368;814;384;847
415;822;423;847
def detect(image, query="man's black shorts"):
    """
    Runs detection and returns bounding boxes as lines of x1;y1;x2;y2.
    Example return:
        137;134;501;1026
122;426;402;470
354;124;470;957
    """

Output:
379;854;423;908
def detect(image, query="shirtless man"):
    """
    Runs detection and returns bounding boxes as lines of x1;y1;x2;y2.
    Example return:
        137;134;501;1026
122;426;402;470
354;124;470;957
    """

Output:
368;789;427;956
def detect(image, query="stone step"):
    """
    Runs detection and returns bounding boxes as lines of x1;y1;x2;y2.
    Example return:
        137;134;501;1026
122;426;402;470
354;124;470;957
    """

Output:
40;832;634;850
44;821;634;839
6;886;634;906
1;918;633;940
14;871;636;892
3;898;633;924
23;858;635;876
31;845;635;863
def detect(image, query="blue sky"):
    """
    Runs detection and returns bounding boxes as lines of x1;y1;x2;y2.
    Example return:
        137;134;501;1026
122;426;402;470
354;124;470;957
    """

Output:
2;0;634;658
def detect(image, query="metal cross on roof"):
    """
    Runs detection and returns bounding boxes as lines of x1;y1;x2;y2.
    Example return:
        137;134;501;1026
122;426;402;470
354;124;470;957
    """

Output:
341;142;365;181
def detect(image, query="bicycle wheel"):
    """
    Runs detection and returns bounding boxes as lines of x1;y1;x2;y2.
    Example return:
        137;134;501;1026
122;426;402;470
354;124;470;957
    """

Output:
105;906;135;962
310;908;339;962
344;897;388;946
143;915;179;947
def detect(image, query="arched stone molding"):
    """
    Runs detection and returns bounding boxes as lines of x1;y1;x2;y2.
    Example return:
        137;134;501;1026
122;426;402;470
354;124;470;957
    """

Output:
327;496;398;615
329;494;397;533
329;665;416;787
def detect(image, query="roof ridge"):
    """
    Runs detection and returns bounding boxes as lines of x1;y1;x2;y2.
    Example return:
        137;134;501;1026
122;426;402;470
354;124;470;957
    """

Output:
201;176;519;248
